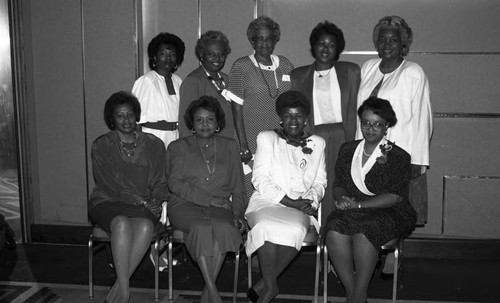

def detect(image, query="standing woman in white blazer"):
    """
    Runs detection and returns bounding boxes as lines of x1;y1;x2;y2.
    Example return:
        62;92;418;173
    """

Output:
245;91;327;303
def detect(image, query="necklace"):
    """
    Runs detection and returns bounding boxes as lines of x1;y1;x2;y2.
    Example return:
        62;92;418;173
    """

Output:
202;65;227;93
316;68;332;78
363;148;372;157
256;58;279;99
199;138;217;176
120;132;137;157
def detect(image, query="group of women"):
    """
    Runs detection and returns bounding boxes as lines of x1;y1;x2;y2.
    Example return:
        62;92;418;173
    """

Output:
88;14;432;303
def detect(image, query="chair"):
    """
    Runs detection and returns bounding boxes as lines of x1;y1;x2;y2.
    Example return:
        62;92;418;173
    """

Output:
165;218;245;303
321;237;403;303
246;206;322;303
88;204;168;301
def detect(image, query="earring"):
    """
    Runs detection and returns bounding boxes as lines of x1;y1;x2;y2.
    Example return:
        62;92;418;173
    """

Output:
192;128;196;134
215;126;220;133
304;121;307;126
279;121;283;125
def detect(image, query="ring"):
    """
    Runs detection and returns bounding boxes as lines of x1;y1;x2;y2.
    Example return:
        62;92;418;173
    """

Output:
240;150;250;156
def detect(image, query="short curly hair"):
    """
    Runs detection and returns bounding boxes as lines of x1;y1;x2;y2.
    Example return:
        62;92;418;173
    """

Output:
247;16;281;44
183;96;226;131
195;30;231;62
373;15;413;56
275;91;311;118
357;96;397;128
309;20;346;62
104;91;141;130
147;32;185;72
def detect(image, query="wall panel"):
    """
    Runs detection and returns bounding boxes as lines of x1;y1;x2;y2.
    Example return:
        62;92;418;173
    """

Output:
141;0;198;79
29;0;87;224
200;0;255;74
82;0;138;197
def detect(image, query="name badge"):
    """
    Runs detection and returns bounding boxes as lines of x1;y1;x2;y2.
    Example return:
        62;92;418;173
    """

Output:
282;74;290;82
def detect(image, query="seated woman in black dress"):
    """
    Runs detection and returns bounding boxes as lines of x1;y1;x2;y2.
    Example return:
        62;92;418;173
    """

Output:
166;96;246;303
88;91;168;303
323;97;416;303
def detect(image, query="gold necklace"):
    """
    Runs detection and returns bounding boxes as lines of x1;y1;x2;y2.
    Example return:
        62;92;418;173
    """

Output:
199;138;217;176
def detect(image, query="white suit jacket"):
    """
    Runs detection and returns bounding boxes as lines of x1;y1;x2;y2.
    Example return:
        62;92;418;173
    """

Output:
246;131;327;214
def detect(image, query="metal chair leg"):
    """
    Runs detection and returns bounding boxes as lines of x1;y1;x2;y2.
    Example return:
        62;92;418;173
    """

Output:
392;242;399;303
233;249;241;303
323;244;328;303
168;235;174;303
154;239;160;301
314;240;321;303
247;253;252;289
89;234;94;299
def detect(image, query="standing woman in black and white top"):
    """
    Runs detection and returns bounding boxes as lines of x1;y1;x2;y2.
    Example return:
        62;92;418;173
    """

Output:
228;16;294;200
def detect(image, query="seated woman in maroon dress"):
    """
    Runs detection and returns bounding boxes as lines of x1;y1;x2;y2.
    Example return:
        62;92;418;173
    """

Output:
322;97;416;303
166;96;246;303
88;91;168;303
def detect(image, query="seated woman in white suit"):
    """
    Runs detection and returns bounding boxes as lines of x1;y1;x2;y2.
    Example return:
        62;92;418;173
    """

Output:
245;90;327;303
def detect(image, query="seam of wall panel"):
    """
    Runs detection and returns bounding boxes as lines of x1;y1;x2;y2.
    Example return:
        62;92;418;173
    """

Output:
434;113;500;118
343;51;500;55
80;0;89;200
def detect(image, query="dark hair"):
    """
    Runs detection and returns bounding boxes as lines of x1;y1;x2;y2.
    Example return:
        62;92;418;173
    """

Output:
357;96;397;127
247;16;281;44
309;20;345;61
104;91;141;130
275;91;311;117
373;15;413;56
195;30;231;61
147;32;185;72
184;96;226;131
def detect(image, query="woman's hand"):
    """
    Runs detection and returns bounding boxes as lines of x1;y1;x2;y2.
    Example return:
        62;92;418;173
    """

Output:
335;196;357;210
210;197;232;211
281;196;316;215
240;148;252;164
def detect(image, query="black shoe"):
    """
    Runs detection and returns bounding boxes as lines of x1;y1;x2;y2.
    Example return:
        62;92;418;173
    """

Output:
247;288;259;303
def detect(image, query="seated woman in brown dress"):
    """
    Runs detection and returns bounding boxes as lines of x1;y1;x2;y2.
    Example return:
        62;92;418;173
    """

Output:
322;97;416;303
166;96;246;303
88;91;168;303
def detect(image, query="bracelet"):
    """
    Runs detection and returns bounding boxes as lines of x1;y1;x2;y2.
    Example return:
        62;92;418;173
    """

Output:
358;202;361;209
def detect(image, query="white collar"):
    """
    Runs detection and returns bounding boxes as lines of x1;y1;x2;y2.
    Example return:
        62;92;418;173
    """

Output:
249;54;280;71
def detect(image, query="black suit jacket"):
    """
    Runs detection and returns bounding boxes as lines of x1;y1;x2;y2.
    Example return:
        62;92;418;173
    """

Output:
290;61;360;141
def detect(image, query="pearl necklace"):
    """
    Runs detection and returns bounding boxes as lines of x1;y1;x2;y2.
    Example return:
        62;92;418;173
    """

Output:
199;138;217;176
363;148;372;157
120;132;137;157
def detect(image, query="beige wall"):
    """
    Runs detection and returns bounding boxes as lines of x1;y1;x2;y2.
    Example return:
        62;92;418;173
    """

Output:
22;0;500;239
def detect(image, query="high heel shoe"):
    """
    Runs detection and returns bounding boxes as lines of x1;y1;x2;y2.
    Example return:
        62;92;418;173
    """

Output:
247;287;259;303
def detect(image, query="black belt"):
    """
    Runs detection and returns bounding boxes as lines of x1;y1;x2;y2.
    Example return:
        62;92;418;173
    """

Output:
142;121;178;131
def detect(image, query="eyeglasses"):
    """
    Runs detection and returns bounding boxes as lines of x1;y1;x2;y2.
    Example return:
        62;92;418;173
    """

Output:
360;120;386;131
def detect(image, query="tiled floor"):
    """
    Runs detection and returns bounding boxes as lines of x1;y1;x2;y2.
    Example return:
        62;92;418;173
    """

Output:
1;243;499;303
